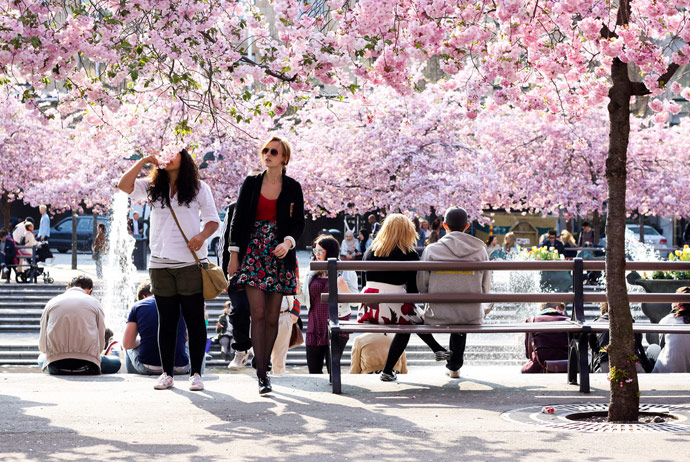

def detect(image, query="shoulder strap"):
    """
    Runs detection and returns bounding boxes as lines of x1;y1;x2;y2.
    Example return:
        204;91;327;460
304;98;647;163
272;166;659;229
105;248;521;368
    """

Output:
168;203;202;266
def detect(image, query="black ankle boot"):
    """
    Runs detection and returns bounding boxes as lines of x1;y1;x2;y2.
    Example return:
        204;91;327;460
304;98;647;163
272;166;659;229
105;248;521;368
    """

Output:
258;375;272;394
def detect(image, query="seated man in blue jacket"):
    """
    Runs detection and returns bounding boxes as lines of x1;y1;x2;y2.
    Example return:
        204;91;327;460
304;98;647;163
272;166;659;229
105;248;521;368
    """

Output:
123;282;191;375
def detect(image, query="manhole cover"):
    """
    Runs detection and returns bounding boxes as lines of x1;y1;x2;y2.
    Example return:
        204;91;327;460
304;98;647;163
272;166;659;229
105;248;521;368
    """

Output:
502;403;690;432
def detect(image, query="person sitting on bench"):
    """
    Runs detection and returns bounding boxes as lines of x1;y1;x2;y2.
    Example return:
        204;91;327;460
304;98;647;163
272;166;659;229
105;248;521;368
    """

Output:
521;303;569;373
417;206;491;379
652;287;690;373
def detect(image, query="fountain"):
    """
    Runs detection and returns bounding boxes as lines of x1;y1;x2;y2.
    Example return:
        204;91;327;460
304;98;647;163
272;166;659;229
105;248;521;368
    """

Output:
101;191;139;337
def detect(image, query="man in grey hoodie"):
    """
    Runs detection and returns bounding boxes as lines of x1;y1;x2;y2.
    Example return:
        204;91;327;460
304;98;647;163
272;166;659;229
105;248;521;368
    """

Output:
417;207;491;378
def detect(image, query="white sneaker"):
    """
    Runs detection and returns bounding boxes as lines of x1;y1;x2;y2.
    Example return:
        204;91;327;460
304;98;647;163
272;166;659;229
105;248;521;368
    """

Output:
189;373;204;391
154;373;174;390
446;368;460;379
228;349;251;370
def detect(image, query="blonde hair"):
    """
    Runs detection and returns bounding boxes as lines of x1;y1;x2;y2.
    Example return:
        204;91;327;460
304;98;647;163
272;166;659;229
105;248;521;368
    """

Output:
504;232;516;249
561;230;576;246
370;213;418;257
261;135;292;172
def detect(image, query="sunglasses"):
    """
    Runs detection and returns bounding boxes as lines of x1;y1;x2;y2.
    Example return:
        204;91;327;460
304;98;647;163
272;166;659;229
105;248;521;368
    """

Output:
262;147;280;156
313;248;325;257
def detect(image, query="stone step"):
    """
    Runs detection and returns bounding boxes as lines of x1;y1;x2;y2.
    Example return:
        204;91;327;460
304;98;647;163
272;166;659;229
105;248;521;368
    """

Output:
0;309;44;317
0;318;40;325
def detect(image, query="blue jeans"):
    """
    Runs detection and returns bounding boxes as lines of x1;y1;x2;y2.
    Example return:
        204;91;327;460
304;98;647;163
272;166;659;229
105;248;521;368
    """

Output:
38;353;120;374
125;348;191;375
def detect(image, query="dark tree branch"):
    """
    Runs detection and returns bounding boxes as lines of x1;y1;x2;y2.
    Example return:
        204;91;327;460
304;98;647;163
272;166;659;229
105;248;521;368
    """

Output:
631;63;681;96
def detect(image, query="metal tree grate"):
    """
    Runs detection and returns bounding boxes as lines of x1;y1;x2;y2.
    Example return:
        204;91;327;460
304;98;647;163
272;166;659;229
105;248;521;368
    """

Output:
502;403;690;433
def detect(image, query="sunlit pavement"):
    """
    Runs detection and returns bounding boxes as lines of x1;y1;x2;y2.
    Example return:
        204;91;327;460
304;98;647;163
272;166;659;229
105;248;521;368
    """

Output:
1;368;690;461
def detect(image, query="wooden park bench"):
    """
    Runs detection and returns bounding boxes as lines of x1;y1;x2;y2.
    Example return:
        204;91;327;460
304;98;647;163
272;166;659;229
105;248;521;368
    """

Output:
311;258;690;394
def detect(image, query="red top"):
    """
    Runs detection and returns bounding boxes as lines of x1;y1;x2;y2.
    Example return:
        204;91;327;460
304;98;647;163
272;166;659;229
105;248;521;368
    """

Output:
256;194;277;220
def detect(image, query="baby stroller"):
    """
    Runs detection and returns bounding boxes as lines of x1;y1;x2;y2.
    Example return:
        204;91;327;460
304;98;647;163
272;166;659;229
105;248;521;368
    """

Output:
14;242;54;283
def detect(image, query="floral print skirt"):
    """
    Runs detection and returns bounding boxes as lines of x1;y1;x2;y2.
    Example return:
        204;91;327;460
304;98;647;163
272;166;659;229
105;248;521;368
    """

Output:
357;281;423;325
229;220;297;295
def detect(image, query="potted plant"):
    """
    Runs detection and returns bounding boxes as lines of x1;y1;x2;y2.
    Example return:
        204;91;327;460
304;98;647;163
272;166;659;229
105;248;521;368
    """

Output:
520;246;571;293
631;246;690;342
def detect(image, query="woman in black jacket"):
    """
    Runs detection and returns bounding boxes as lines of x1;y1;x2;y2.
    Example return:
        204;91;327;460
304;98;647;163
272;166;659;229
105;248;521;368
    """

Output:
227;136;305;394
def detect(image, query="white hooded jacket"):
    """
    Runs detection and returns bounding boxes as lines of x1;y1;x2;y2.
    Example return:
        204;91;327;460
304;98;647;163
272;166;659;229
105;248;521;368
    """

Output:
417;231;490;325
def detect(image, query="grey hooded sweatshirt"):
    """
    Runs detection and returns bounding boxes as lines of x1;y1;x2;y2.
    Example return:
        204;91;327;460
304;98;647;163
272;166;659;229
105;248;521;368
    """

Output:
417;231;490;325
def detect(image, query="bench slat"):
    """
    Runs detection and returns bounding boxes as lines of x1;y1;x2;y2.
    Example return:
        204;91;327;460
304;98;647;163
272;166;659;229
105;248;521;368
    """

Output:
322;293;690;304
587;322;690;334
333;321;584;335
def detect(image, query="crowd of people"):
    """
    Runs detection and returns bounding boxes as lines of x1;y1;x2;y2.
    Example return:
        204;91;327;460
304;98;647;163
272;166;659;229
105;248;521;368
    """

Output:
30;138;690;397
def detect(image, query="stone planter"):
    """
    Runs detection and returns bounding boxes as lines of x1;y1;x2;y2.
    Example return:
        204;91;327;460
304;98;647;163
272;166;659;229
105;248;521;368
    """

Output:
539;270;572;293
630;278;690;344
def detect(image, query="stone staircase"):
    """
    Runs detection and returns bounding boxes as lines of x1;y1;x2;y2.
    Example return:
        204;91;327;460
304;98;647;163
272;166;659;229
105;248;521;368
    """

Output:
0;282;646;368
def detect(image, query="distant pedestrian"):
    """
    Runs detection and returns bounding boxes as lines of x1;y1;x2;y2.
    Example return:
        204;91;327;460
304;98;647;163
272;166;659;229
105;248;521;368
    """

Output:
368;214;381;237
92;223;107;278
37;205;50;241
578;221;598;246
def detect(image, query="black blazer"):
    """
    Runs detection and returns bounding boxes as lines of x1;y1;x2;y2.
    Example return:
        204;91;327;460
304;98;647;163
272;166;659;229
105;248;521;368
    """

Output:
229;171;305;271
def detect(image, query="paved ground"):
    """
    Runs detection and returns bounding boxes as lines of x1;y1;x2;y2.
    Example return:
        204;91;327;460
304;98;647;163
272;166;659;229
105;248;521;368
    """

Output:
1;367;689;461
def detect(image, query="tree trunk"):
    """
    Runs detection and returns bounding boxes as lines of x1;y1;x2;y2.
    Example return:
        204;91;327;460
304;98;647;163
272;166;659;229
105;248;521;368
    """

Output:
0;195;10;231
606;57;639;422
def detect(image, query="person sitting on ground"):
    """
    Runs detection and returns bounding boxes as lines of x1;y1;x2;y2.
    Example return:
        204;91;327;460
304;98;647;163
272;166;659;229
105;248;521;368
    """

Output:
503;231;520;256
521;302;569;373
341;230;361;260
122;282;191;375
652;287;690;373
417;207;491;379
103;328;122;357
560;230;578;259
214;301;235;360
589;302;653;373
38;275;121;375
539;229;566;255
350;333;408;375
0;229;17;281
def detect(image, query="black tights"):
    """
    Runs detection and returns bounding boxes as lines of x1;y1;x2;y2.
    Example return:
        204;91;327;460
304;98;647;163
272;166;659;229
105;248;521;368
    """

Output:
246;286;283;379
382;333;446;374
155;293;206;376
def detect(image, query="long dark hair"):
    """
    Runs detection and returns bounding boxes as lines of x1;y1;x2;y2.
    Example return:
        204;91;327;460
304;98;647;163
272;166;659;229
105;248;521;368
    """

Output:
312;235;340;260
148;149;200;207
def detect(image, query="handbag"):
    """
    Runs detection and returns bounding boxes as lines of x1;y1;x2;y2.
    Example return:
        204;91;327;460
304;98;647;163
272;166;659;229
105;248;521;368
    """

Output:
289;322;304;349
168;203;228;300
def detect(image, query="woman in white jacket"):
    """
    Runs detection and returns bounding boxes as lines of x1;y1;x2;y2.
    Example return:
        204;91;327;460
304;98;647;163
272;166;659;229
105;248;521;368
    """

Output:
302;235;358;374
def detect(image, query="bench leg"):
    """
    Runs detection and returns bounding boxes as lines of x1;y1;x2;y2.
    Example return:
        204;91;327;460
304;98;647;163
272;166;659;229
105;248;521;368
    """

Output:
330;334;343;394
578;332;590;394
568;334;578;385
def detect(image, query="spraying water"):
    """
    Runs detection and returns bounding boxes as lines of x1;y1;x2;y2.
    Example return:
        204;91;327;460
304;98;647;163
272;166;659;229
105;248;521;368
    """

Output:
102;191;138;336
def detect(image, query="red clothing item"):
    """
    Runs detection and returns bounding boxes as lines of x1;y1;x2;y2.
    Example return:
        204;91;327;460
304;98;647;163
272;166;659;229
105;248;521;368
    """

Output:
256;194;277;220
